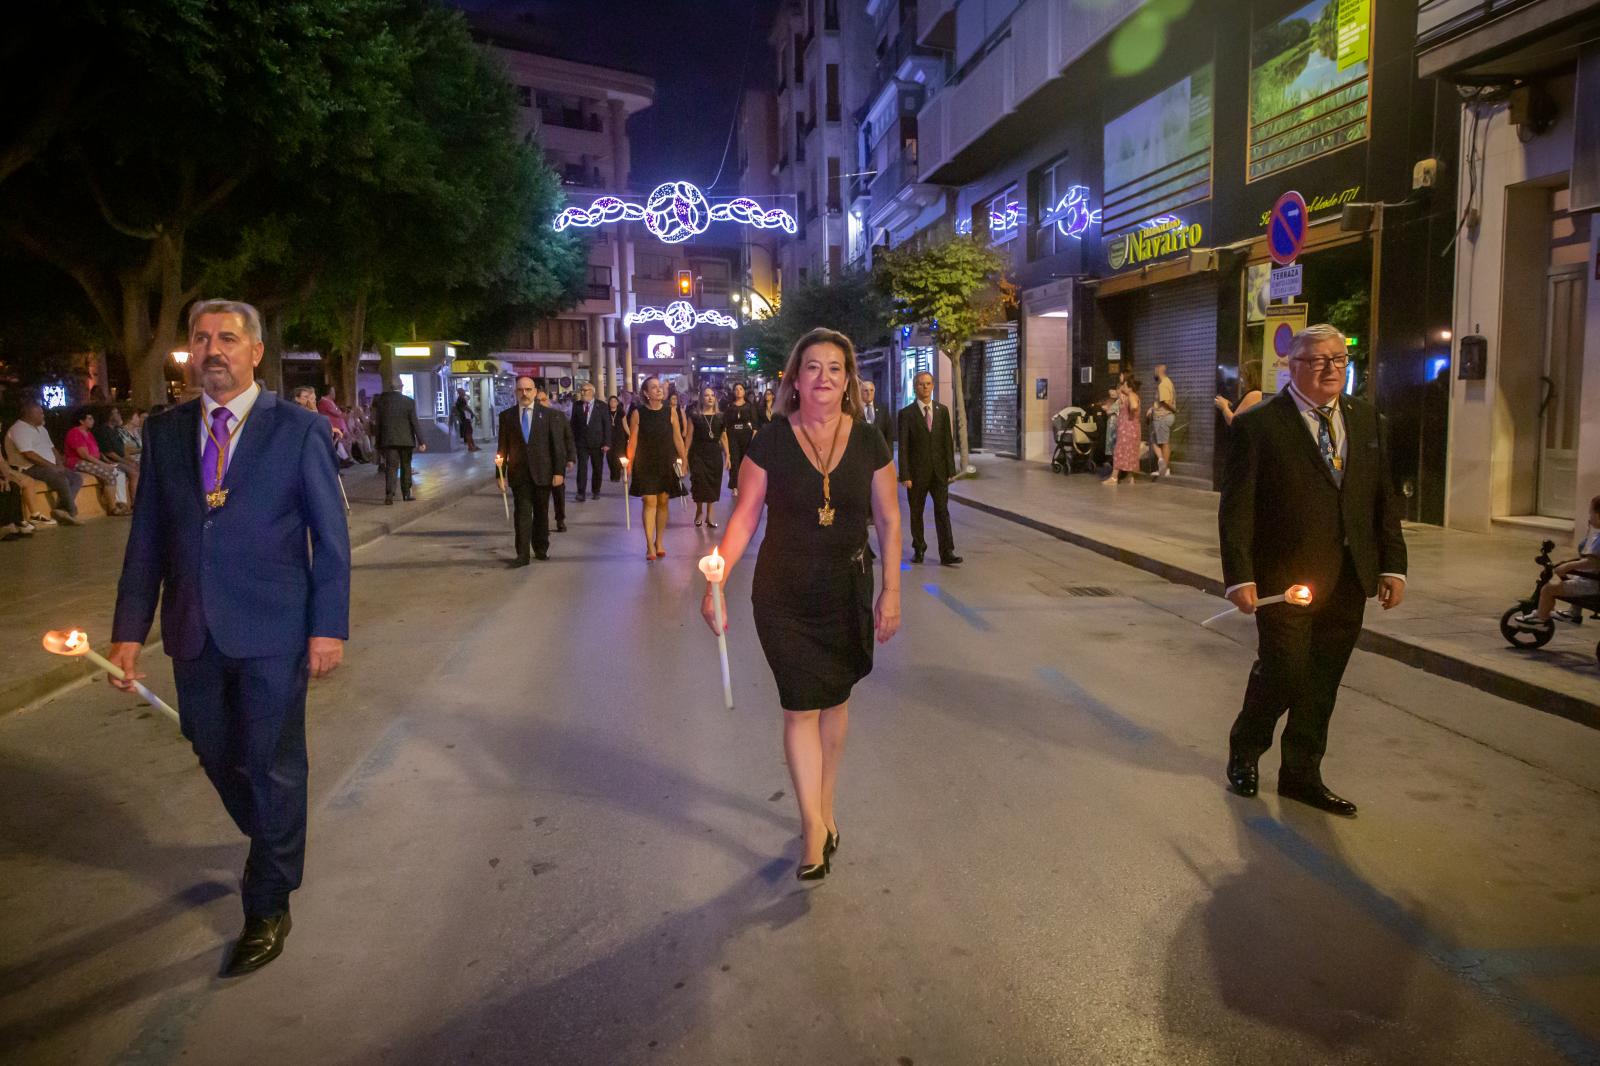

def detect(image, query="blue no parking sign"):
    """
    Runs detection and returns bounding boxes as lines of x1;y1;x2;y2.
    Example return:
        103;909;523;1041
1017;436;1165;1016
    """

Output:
1268;191;1307;267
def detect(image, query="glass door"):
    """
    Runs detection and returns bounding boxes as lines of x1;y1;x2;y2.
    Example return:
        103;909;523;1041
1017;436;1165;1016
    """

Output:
1537;264;1586;519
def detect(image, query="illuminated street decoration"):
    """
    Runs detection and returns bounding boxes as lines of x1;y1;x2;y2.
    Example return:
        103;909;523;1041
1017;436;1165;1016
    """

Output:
625;300;740;334
554;180;796;244
1039;185;1102;238
955;199;1024;239
41;384;68;409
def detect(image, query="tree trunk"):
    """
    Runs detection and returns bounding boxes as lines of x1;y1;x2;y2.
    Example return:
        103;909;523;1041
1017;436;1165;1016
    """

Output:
259;309;285;393
944;347;971;475
341;287;367;406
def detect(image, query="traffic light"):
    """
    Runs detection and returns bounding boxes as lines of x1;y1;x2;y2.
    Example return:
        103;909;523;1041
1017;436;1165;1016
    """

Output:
676;270;693;297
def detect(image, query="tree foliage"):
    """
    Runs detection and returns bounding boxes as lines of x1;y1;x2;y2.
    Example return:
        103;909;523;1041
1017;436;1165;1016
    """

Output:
0;0;583;405
733;271;892;377
875;235;1014;473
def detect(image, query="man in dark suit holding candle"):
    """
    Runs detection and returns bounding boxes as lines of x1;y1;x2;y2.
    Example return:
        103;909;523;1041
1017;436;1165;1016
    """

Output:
498;377;567;563
1219;324;1407;816
109;299;350;976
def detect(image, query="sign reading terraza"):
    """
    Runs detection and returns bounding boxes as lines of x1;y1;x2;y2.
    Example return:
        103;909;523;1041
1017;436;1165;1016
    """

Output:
1106;216;1204;271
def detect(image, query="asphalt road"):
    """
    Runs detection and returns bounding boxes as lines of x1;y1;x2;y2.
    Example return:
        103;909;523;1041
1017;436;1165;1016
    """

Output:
2;478;1598;1066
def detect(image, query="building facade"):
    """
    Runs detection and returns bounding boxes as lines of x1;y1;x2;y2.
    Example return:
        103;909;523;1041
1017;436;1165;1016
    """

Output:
1421;0;1600;537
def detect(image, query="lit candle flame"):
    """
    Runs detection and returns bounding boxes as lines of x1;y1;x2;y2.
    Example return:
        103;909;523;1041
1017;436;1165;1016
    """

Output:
1286;584;1313;607
711;546;721;563
42;628;92;656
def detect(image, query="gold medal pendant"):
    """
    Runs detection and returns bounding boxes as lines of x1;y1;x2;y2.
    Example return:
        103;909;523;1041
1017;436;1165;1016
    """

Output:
818;505;835;527
206;488;229;509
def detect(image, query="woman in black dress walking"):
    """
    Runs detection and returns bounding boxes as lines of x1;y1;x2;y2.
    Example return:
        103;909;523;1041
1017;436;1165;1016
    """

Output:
724;382;756;496
687;386;729;528
701;328;902;881
607;394;629;482
626;376;688;561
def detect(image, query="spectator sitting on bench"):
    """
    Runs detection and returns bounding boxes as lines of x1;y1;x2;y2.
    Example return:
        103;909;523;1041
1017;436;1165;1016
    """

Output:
4;400;82;526
0;451;37;539
65;406;132;516
93;406;141;502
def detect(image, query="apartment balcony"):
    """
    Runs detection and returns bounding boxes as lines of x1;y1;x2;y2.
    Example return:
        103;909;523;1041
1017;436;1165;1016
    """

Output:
867;154;946;233
917;0;1142;184
1416;0;1600;80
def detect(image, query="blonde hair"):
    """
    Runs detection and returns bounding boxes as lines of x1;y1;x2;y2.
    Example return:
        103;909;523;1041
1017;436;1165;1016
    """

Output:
773;327;864;421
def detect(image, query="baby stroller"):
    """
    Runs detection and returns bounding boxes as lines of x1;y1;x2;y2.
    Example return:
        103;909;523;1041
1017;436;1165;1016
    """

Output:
1051;408;1099;475
1499;539;1600;667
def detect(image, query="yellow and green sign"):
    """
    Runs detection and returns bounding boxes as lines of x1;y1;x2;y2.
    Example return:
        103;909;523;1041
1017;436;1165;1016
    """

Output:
1247;0;1371;182
1106;216;1205;271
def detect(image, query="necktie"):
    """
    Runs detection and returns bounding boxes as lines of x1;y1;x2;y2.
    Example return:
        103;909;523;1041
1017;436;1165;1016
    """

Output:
521;407;531;442
1312;403;1340;480
202;407;233;495
925;405;933;431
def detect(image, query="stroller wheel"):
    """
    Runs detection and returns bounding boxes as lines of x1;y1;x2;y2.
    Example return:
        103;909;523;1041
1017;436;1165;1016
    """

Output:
1499;606;1554;649
1051;459;1065;474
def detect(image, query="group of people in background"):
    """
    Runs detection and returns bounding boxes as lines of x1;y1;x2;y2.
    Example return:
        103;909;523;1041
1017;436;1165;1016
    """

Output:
2;400;150;538
1086;360;1266;487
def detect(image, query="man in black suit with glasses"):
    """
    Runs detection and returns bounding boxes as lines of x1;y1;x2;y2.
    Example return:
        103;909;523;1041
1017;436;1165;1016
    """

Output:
1219;324;1407;817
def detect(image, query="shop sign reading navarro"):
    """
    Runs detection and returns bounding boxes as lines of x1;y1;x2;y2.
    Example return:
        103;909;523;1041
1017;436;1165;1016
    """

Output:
1105;215;1204;271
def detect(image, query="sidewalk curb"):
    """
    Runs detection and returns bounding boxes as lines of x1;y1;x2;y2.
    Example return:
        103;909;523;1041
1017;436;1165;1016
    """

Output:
1;471;496;719
949;490;1600;732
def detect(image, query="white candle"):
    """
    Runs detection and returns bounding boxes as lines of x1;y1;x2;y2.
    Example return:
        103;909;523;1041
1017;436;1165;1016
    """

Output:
620;457;631;529
494;455;510;521
697;548;734;709
1201;584;1314;628
42;629;180;724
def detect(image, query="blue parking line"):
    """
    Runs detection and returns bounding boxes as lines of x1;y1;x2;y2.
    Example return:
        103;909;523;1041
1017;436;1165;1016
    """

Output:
1036;667;1154;743
1248;815;1600;1065
922;583;991;631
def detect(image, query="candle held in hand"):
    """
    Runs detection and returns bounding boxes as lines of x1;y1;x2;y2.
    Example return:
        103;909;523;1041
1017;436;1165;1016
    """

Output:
698;548;734;709
1200;583;1314;628
42;628;181;724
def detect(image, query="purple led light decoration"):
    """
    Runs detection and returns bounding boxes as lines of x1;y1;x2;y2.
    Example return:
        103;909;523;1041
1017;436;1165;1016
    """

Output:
554;181;796;244
1040;185;1102;238
625;301;740;333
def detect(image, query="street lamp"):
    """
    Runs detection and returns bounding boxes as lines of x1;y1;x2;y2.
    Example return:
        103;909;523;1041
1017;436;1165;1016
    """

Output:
171;350;190;366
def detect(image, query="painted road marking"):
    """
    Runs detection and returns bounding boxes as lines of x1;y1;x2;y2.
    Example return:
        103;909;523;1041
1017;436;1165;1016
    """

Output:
922;583;991;631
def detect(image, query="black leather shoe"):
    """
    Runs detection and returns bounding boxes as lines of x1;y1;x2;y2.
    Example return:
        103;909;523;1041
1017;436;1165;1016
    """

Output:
912;550;925;564
940;554;963;566
556;522;567;532
576;495;586;502
402;493;413;502
1279;778;1358;817
509;558;530;569
535;550;549;561
824;828;840;858
222;911;291;977
384;497;394;505
1225;754;1259;797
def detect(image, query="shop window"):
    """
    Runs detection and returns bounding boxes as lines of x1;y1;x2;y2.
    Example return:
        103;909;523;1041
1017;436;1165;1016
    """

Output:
977;184;1020;245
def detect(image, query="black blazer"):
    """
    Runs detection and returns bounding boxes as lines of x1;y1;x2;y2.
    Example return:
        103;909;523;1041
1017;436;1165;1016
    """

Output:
862;401;895;452
1219;390;1407;599
497;404;568;487
371;389;422;448
897;401;956;486
570;398;611;449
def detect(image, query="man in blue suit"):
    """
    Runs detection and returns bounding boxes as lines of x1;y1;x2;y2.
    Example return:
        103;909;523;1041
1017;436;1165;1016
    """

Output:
109;299;350;977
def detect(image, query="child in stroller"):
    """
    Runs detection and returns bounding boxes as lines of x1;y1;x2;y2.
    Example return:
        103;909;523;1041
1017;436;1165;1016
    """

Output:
1510;495;1600;632
1051;406;1100;474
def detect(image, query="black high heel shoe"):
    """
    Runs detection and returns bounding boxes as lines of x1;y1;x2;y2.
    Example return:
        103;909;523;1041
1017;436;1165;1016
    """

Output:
796;857;829;881
824;828;840;858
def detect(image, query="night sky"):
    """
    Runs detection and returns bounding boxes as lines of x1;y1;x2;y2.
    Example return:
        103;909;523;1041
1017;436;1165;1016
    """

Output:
449;0;783;191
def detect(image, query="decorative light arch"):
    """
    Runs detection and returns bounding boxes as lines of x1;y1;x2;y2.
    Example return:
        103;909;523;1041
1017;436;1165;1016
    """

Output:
624;300;740;334
554;180;797;244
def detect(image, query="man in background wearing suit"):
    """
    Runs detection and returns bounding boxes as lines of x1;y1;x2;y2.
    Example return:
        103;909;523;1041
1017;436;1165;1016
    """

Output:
569;382;610;502
498;377;567;564
861;379;895;454
371;377;425;504
898;371;962;566
538;388;577;532
1220;324;1407;817
109;299;350;976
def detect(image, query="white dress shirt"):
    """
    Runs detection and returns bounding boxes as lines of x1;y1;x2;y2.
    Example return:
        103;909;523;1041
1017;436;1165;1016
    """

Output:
199;381;263;465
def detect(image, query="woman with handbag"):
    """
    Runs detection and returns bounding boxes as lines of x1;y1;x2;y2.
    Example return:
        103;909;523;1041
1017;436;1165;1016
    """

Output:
625;376;688;561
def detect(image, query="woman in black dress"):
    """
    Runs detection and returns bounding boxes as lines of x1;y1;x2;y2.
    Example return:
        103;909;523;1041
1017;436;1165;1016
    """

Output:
701;327;902;881
687;386;729;528
607;394;629;482
724;382;756;496
752;388;777;434
625;376;688;561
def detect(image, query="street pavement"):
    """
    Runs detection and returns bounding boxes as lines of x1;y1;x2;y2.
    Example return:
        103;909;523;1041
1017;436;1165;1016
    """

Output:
950;455;1600;723
2;475;1598;1065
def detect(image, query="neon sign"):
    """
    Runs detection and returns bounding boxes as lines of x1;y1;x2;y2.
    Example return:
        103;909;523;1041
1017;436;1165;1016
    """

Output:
955;200;1024;238
1039;185;1102;238
554;180;796;244
625;301;740;334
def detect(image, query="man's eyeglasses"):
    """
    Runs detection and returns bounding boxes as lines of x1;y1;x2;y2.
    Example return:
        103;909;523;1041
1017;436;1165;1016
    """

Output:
1291;355;1351;371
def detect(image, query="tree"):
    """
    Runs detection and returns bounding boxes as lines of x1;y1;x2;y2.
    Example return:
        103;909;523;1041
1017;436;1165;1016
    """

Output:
733;271;892;377
875;235;1014;474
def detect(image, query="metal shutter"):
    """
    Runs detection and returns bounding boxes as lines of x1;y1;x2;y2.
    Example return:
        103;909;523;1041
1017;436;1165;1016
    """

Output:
1128;277;1217;474
981;325;1020;457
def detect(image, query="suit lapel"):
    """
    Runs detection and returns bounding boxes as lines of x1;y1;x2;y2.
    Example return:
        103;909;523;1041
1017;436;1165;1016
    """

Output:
175;399;205;509
223;387;276;494
1271;390;1338;490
